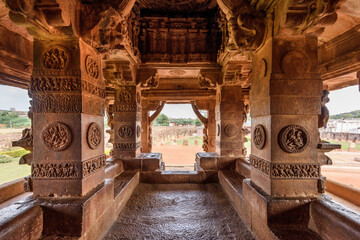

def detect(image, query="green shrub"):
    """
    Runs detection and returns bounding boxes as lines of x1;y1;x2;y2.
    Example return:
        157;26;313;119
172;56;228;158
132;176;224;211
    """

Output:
0;155;12;164
0;149;30;158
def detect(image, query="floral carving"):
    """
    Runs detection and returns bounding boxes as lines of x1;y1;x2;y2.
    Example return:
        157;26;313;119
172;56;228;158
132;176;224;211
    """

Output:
85;55;99;79
42;122;72;151
113;142;141;150
278;125;310;153
253;124;266;149
118;125;133;139
43;46;69;70
87;122;102;149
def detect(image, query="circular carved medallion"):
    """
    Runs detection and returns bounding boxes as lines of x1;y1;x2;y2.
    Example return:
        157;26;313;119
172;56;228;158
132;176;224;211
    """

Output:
253;124;266;149
85;55;99;79
119;91;131;103
278;125;310;153
281;51;309;74
224;124;238;137
43;46;69;70
87;122;102;149
118;125;133;139
137;125;141;138
42;122;72;151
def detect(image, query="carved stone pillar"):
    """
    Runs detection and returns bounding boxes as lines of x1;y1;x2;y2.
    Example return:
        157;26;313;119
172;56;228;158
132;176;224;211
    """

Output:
250;35;322;198
215;85;245;157
112;85;142;159
207;100;216;152
30;39;105;197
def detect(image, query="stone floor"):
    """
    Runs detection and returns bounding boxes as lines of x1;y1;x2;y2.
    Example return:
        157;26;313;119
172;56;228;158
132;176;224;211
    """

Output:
104;184;255;240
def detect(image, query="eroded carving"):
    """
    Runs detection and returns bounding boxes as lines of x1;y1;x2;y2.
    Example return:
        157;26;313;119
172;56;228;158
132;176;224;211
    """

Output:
278;125;310;153
137;125;141;138
87;122;102;149
224;124;238;137
281;51;309;74
113;142;141;150
42;122;72;151
119;91;132;103
253;124;266;149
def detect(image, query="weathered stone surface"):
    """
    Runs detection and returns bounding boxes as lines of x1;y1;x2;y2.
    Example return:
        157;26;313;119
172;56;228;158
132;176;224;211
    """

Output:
104;184;255;240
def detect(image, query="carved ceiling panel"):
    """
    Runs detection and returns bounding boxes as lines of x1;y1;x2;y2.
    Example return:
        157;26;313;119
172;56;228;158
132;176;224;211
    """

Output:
137;0;218;14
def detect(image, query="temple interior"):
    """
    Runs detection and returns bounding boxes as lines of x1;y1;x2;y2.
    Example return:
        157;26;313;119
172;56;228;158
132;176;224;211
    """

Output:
0;0;360;239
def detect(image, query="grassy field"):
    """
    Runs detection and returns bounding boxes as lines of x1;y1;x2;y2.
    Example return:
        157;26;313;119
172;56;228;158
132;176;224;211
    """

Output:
328;140;360;151
0;158;30;185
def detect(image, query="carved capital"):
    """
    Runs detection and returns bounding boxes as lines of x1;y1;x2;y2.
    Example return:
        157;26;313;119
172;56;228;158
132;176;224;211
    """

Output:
136;69;159;89
198;69;222;88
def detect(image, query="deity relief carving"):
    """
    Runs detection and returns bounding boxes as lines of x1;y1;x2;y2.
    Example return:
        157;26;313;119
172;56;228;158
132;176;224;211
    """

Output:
42;122;72;151
87;122;102;149
253;124;266;149
224;124;238;137
118;125;133;139
272;164;320;179
119;90;132;103
42;46;69;70
85;55;99;79
278;125;310;153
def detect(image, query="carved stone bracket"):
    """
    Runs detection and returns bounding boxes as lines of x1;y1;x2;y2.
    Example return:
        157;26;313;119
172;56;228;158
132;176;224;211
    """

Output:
198;69;222;88
191;102;209;152
137;69;159;89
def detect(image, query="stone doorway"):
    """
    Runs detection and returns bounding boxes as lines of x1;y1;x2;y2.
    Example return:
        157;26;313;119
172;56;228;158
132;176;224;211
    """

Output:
151;103;206;171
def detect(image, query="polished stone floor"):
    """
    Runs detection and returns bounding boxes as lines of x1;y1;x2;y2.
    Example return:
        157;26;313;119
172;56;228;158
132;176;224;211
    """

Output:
104;184;255;240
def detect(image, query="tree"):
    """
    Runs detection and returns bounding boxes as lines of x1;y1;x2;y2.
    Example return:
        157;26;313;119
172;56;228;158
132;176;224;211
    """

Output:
155;113;169;126
195;118;202;126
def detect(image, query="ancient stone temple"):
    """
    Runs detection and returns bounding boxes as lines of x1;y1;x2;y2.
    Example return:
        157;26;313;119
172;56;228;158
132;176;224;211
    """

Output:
0;0;360;239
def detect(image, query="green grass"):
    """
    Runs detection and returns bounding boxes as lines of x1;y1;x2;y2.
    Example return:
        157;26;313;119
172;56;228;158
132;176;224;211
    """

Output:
0;157;30;185
327;140;360;151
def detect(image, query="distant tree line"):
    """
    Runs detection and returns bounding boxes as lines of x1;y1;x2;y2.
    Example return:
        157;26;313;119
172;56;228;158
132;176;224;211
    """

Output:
330;110;360;119
153;113;202;126
0;111;31;128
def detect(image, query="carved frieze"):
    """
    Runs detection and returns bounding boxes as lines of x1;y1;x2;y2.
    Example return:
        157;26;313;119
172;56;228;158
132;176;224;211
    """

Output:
113;142;141;150
253;124;266;149
85;55;99;79
32;94;82;113
42;46;69;70
31;155;106;179
249;155;270;175
278;125;310;153
32;162;80;179
42;122;72;151
82;154;106;177
87;122;102;149
271;164;320;179
118;125;133;139
30;77;105;98
113;105;137;112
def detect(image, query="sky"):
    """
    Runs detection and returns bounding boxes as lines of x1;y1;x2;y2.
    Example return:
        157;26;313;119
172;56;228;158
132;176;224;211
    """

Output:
0;84;359;117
